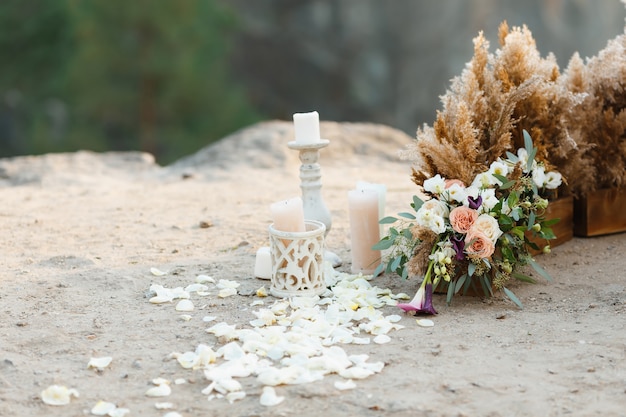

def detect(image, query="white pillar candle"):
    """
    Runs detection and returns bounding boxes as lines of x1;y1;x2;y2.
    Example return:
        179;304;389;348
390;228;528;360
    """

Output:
293;111;321;145
269;197;306;232
254;246;272;279
356;181;386;220
348;189;381;275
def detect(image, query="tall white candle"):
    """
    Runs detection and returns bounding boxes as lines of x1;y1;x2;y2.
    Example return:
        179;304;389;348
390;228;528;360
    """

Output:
348;189;381;275
357;180;387;237
269;197;306;233
293;111;321;145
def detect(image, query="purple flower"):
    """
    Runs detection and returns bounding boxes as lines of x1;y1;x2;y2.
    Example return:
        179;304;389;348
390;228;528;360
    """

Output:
397;283;438;315
468;195;482;210
450;235;466;261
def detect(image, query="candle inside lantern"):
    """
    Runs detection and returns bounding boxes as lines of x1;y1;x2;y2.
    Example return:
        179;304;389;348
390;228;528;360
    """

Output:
269;196;306;233
293;111;321;145
254;246;272;279
348;188;381;275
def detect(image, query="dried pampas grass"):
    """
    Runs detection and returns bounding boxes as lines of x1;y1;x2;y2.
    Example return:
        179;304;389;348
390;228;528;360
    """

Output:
404;22;587;196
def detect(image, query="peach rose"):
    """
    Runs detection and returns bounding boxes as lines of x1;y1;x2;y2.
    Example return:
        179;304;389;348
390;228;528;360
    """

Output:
445;179;465;189
469;213;503;243
449;206;478;234
464;230;495;259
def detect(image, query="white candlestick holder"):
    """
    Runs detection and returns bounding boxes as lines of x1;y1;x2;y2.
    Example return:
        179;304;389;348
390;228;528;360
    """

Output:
288;139;342;267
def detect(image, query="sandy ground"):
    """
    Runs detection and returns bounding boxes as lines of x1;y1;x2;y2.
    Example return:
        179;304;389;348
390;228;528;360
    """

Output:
1;121;625;417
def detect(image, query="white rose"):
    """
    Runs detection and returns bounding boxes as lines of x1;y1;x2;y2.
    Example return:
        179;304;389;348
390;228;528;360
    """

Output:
469;213;503;243
420;199;449;218
488;160;509;184
544;171;562;189
445;183;467;203
423;174;446;195
480;188;499;212
471;172;493;189
532;166;547;188
429;215;446;234
518;148;537;173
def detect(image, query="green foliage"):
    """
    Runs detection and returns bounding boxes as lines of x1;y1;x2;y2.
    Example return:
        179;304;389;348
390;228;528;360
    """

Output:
0;0;261;162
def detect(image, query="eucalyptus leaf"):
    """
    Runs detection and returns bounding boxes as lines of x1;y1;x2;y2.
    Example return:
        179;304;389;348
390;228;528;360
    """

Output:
398;212;417;220
455;274;467;293
468;262;476;277
379;216;398;224
506;151;519;162
390;255;402;272
523;129;533;153
504;287;524;309
527;211;536;230
529;258;553;281
512;272;537;284
373;263;385;278
412;195;424;211
446;279;455;304
372;238;394;250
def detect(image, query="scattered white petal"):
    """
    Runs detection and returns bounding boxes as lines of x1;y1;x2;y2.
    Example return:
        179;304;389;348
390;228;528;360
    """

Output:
185;283;209;293
88;356;113;371
41;385;79;406
226;391;246;404
196;274;215;284
334;379;357;390
109;408;130;417
260;386;284;407
217;279;240;289
91;400;116;415
202;316;217;323
251;300;264;307
179;314;193;321
393;292;410;300
145;384;171;397
149;295;173;304
385;314;402;323
373;334;391;344
155;402;174;410
174;378;187;385
339;366;374;379
176;299;194;312
150;267;167;276
152;377;170;385
256;286;268;297
218;287;237;298
416;319;434;327
163;412;183;417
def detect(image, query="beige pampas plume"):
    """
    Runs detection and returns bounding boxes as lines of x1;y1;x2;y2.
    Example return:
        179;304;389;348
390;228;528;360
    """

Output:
403;21;586;196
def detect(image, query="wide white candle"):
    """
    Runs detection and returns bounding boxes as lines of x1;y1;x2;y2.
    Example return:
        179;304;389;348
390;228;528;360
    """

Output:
293;111;321;145
356;180;386;220
254;246;272;279
348;189;381;275
269;196;306;233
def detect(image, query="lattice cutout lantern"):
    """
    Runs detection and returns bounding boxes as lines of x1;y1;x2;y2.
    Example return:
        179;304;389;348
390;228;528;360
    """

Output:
268;220;326;297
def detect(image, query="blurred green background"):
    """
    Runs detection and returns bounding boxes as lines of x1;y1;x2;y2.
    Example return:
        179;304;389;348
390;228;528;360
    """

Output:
0;0;624;165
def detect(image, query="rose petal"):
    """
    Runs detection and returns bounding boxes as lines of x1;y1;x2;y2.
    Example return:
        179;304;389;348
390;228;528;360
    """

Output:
417;319;435;327
150;267;167;276
41;385;79;406
145;384;171;397
259;386;284;406
91;401;117;416
88;356;113;370
175;299;194;312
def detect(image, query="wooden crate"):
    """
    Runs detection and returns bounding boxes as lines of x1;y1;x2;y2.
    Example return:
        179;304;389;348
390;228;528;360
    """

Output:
527;195;574;254
574;188;626;236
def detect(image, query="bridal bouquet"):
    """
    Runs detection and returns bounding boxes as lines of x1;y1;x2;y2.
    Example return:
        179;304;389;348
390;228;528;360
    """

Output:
375;131;560;314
